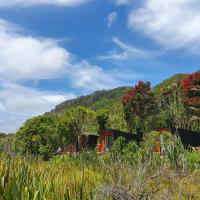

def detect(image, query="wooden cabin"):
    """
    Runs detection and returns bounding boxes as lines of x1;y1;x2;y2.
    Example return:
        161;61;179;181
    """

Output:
171;128;200;147
153;127;200;153
59;134;99;154
97;129;142;153
77;134;99;151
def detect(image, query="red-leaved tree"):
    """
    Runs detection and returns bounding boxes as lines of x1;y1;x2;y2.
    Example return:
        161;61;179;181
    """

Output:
182;71;200;122
122;81;156;133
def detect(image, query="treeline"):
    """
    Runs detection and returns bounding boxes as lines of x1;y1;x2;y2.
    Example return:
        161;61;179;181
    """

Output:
13;71;200;159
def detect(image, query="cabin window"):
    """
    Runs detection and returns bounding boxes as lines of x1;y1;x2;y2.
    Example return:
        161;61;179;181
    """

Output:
105;135;113;149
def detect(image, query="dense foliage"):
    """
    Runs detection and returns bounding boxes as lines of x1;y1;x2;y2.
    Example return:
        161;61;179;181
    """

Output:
182;71;200;108
57;106;96;146
51;87;129;113
14;107;96;159
122;81;156;133
13;72;200;160
14;115;59;160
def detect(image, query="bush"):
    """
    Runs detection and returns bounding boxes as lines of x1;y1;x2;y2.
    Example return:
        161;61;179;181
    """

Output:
123;141;140;164
39;145;52;161
109;137;140;165
110;137;126;156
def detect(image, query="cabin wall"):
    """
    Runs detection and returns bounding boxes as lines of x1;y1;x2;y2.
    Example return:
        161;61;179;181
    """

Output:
171;128;200;147
97;130;142;153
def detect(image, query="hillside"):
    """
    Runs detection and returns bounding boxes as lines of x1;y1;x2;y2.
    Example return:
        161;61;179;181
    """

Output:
51;74;187;114
153;74;188;94
51;87;129;113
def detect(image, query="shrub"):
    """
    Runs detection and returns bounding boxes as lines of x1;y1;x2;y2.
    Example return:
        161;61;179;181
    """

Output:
39;145;52;161
110;137;126;156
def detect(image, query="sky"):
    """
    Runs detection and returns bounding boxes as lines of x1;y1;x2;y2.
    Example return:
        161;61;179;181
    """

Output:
0;0;199;133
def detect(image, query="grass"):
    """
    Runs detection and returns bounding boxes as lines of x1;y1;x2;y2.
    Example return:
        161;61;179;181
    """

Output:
0;138;200;199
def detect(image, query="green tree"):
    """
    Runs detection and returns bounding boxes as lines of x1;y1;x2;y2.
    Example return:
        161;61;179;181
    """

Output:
57;106;96;147
14;114;59;158
96;109;109;134
157;84;189;129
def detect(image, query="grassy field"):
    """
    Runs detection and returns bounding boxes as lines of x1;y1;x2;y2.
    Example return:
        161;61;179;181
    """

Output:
0;137;200;200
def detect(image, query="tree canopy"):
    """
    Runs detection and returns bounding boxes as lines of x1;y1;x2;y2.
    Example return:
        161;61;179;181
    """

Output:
122;81;156;133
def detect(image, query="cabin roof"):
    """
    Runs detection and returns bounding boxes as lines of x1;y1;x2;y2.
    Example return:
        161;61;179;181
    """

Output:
101;129;142;143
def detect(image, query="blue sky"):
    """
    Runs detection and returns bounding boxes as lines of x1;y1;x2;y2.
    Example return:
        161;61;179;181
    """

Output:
0;0;199;133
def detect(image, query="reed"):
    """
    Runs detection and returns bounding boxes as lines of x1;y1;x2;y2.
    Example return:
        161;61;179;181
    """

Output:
0;143;200;200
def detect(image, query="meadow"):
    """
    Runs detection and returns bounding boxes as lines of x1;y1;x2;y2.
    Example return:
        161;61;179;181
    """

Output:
1;136;200;200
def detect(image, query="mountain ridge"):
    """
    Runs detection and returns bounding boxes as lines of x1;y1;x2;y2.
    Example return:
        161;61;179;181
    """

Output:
50;74;188;114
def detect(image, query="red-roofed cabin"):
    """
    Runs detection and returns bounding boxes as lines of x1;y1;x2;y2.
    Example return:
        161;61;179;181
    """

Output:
97;129;142;153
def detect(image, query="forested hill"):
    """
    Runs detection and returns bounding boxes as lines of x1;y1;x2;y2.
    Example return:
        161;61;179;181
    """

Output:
153;74;188;94
51;74;187;114
51;87;129;113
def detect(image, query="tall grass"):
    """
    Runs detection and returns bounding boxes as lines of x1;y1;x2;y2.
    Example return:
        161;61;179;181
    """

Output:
0;138;200;200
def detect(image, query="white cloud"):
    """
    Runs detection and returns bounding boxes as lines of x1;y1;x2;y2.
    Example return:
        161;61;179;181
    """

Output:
107;12;118;27
0;19;131;132
0;80;75;133
0;80;75;115
98;37;151;61
0;19;121;91
0;0;91;8
69;60;119;90
0;19;71;81
128;0;200;53
115;0;131;5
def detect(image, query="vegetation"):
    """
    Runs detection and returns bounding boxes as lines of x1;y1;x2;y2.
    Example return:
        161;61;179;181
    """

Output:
1;71;199;199
122;81;156;133
1;135;200;199
13;71;200;159
51;87;129;113
0;134;14;154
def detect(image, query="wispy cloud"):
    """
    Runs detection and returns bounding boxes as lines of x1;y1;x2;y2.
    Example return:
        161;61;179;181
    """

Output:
128;0;200;54
113;37;150;58
107;12;118;27
98;37;151;61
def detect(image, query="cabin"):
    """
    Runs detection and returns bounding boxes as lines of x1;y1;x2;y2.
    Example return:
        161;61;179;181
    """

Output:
152;127;200;153
59;134;99;154
170;127;200;148
97;129;142;153
77;134;99;151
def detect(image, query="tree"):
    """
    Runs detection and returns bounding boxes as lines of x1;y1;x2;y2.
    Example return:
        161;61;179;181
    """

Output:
157;83;190;129
14;114;59;159
57;106;96;147
96;109;109;134
182;71;200;130
122;81;156;134
182;71;200;115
